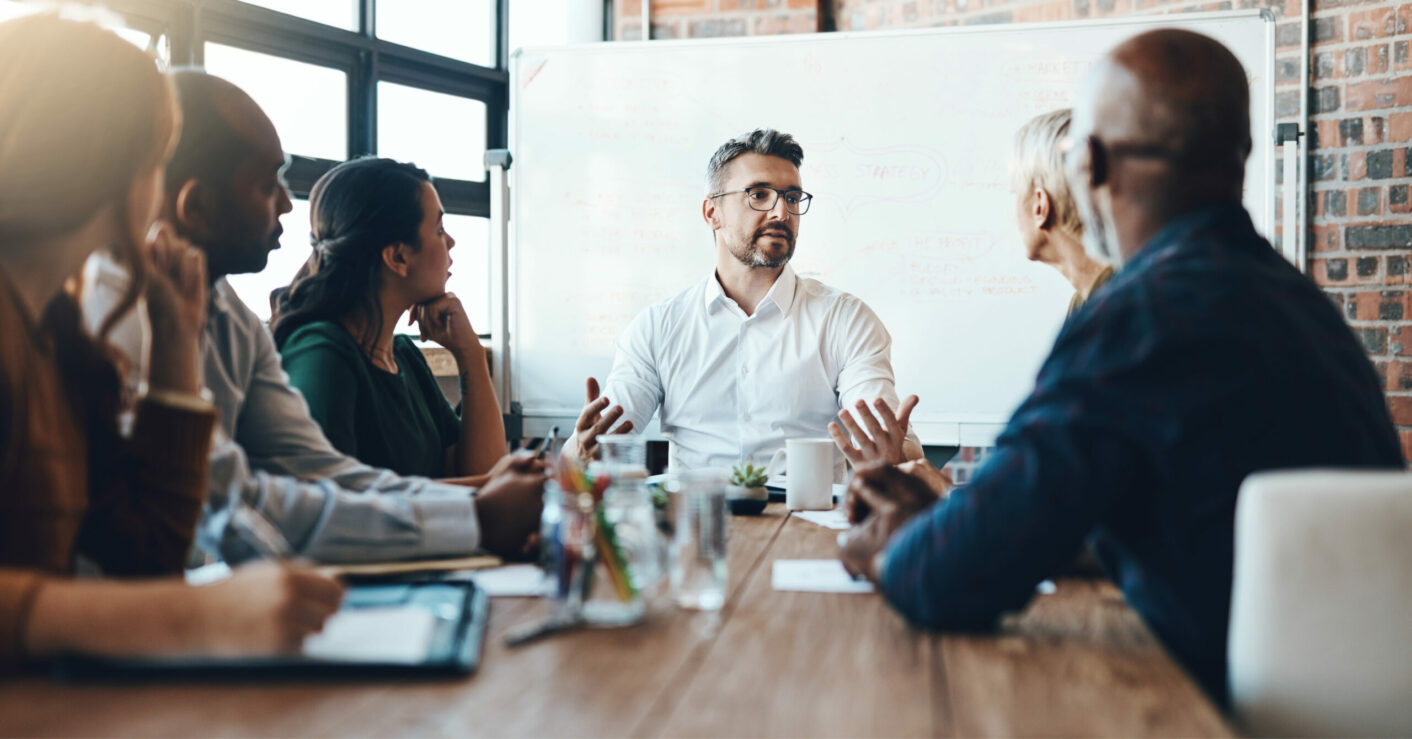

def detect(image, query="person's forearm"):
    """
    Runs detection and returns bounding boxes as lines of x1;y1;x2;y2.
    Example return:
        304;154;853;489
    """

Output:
451;350;506;476
24;578;195;659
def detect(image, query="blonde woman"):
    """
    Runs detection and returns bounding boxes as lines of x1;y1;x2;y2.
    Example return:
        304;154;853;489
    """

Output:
0;12;340;671
1011;108;1114;315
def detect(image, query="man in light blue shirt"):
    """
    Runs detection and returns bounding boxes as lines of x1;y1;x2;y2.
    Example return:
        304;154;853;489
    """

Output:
86;70;543;564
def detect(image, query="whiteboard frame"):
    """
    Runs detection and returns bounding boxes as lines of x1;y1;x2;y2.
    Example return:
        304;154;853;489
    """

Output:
507;10;1278;445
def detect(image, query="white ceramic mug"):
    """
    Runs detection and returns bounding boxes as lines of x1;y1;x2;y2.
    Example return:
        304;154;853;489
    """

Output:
769;439;836;511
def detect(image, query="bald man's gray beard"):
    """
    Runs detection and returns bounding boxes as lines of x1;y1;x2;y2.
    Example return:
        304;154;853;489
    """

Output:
1073;184;1124;269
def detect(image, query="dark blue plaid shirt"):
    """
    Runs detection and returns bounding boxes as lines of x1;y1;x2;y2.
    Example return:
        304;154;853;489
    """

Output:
878;203;1402;706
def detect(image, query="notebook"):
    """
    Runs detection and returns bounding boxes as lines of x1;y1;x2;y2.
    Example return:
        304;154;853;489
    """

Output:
54;578;489;680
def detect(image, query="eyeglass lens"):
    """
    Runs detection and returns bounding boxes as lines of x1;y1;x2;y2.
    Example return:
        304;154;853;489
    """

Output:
744;186;811;215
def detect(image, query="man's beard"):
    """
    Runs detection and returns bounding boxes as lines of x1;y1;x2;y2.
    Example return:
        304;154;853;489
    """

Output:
1073;186;1123;270
731;223;795;269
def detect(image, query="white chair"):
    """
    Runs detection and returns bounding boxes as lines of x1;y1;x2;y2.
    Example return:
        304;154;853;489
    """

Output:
1229;469;1412;737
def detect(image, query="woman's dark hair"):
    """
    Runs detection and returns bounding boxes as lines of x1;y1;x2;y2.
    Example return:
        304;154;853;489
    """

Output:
271;157;431;351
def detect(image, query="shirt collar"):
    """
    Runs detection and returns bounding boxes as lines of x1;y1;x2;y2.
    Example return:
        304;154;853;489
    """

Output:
209;276;236;315
703;264;799;316
761;264;799;316
1122;202;1255;275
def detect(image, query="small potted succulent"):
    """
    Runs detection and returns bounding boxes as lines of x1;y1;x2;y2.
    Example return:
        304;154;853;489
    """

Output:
727;459;770;515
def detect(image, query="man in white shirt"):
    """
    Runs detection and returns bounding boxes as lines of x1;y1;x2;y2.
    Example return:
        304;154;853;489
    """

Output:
565;129;923;478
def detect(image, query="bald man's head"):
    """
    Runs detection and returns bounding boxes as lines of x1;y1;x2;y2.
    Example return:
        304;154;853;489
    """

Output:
1095;29;1250;179
1067;29;1252;265
164;69;292;279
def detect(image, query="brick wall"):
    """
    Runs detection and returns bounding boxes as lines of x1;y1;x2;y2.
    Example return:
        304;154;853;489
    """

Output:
613;0;1412;473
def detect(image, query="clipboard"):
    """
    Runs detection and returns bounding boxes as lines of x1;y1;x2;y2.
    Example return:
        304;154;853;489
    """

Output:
53;578;489;681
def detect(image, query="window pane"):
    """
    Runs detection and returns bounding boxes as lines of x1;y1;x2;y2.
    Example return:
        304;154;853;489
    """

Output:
238;0;356;30
509;0;566;54
378;82;487;182
509;0;604;52
444;214;490;332
225;198;313;322
225;203;490;333
376;0;492;66
204;43;347;161
113;26;152;52
0;1;36;22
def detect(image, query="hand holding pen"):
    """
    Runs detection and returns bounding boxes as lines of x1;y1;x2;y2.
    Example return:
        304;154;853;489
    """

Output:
210;501;345;654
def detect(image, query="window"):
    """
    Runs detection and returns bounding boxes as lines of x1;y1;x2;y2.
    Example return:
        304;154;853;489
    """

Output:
225;198;313;322
444;213;491;332
378;82;488;182
509;0;604;53
203;43;349;162
376;0;493;67
238;0;357;30
0;0;34;22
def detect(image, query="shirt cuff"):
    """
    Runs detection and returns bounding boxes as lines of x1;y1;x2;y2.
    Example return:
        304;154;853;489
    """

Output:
414;491;483;557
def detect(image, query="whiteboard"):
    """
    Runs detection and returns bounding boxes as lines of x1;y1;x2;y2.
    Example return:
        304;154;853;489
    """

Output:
509;11;1274;444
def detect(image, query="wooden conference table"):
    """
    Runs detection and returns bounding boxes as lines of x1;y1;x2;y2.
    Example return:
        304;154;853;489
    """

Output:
0;504;1234;737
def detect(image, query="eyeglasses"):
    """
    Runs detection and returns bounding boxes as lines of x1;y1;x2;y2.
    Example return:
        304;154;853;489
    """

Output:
709;186;814;215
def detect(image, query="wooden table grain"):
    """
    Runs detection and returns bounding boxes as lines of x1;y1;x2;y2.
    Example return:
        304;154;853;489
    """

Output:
0;504;1235;738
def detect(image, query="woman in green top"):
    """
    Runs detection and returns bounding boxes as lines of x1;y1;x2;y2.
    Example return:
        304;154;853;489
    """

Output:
271;157;505;479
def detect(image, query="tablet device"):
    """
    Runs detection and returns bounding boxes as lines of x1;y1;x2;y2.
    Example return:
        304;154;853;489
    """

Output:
54;578;489;680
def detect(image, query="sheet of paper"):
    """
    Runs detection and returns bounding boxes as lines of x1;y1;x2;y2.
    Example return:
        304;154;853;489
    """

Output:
793;507;850;530
772;559;874;594
304;607;436;664
185;561;232;585
467;564;547;597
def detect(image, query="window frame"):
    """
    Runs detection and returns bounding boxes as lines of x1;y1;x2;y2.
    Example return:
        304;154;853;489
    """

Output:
88;0;508;217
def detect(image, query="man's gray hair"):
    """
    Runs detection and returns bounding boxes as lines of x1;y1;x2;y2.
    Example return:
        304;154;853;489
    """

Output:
706;128;804;195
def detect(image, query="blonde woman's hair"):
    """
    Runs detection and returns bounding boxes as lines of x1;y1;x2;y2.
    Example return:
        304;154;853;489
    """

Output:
1009;108;1084;237
0;9;179;336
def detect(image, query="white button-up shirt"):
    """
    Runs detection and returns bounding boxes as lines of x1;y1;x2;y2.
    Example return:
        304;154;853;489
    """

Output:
603;265;918;480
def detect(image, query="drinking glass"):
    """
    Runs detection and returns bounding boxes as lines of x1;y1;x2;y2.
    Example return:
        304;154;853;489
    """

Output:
668;469;730;610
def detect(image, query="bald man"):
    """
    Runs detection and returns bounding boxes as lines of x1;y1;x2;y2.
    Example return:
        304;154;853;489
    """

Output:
85;70;545;564
838;30;1401;706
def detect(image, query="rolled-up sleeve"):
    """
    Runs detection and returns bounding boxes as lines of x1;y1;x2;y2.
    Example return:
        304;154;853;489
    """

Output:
829;296;921;450
602;306;665;437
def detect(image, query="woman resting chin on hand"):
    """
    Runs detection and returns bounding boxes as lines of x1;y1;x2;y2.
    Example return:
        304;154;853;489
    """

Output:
272;157;506;479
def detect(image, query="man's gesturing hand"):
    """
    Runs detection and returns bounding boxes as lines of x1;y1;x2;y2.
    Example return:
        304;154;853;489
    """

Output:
571;377;634;463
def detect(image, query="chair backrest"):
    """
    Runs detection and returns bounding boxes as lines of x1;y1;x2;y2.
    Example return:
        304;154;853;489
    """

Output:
1229;469;1412;737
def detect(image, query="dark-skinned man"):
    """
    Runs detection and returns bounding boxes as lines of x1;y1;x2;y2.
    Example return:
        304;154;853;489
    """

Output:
85;70;544;564
838;29;1402;707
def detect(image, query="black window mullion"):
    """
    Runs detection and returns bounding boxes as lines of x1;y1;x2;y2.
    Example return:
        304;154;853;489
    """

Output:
495;0;508;72
352;48;375;158
434;180;491;220
283;156;338;201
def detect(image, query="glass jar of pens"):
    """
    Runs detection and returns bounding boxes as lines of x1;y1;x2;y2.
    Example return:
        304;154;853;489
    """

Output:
539;435;662;627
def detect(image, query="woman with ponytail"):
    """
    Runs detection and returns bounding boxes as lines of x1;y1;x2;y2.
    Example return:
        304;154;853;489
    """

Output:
272;157;506;479
0;11;340;672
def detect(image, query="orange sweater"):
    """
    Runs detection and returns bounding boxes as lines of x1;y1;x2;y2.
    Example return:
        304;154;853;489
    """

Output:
0;273;216;670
